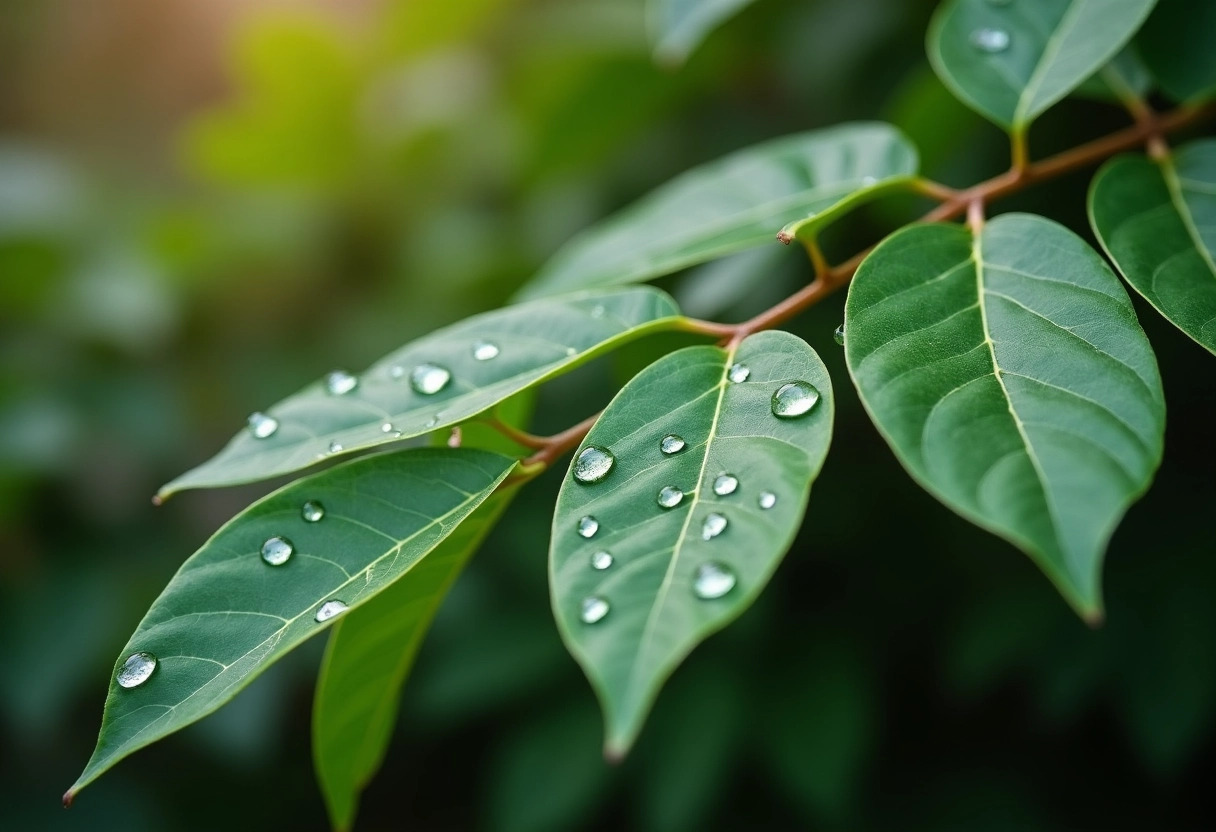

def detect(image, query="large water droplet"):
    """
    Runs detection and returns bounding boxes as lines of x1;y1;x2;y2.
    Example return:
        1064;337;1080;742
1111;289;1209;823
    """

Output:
578;516;599;538
381;422;395;433
712;474;738;496
315;600;348;622
693;562;736;599
410;363;451;395
472;340;500;361
328;440;344;453
833;324;845;346
116;652;157;689
970;27;1010;52
771;381;820;418
657;485;684;508
758;491;777;510
728;363;751;383
591;550;614;570
248;412;279;439
660;434;686;455
573;446;615;483
301;501;325;523
260;535;294;566
701;512;727;540
580;596;610;623
325;370;358;396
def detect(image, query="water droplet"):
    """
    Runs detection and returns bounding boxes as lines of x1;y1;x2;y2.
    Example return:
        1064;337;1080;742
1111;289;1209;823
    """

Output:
301;501;325;523
771;381;821;418
247;412;279;439
657;485;684;508
758;491;777;510
389;365;406;380
116;652;157;689
590;305;605;319
712;474;738;496
970;27;1010;53
425;416;439;428
381;422;394;433
573;446;615;483
565;347;577;357
728;363;751;383
578;516;599;538
660;434;686;455
591;551;614;570
701;512;728;540
472;340;500;361
861;175;878;186
315;600;348;622
260;535;294;566
833;324;845;346
410;363;451;395
693;562;736;599
580;596;610;623
328;440;344;453
325;370;358;396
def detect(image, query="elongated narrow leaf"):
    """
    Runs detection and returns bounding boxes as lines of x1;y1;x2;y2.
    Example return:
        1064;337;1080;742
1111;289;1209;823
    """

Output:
845;213;1164;617
550;331;833;756
314;486;517;832
519;123;917;299
161;288;678;497
68;448;515;801
1090;141;1216;355
1137;0;1216;102
649;0;755;65
928;0;1157;129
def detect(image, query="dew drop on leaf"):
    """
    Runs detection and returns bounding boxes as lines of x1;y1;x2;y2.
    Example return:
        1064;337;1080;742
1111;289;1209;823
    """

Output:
260;535;294;566
578;516;599;538
693;562;736;599
590;305;606;319
771;381;820;418
116;652;157;689
660;434;686;455
301;501;325;523
573;446;615;483
315;600;348;622
325;370;358;396
657;485;684;508
472;340;500;361
389;365;406;380
833;324;845;346
591;551;614;570
758;491;777;510
381;422;394;433
970;27;1010;53
728;363;750;383
410;363;451;395
328;440;344;453
580;596;610;623
712;474;738;496
247;412;279;439
701;512;728;540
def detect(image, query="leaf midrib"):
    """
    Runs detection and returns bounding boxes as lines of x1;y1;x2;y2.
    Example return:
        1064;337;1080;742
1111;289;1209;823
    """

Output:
1014;0;1088;125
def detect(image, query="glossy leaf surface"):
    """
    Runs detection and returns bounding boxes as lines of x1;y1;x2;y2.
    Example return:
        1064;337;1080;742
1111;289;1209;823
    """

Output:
550;331;833;756
161;288;678;497
1137;0;1216;102
649;0;756;65
1090;141;1216;355
845;214;1164;616
928;0;1157;129
520;123;917;298
70;448;516;798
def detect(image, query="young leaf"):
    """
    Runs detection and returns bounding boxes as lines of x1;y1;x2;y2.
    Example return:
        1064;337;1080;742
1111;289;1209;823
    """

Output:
68;448;515;802
549;331;833;757
519;123;917;299
649;0;756;66
1137;0;1216;102
160;288;678;497
313;486;518;832
1089;141;1216;355
845;214;1165;618
927;0;1157;130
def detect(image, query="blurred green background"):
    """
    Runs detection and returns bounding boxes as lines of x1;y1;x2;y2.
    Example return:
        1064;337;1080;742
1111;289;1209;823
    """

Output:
2;0;1214;829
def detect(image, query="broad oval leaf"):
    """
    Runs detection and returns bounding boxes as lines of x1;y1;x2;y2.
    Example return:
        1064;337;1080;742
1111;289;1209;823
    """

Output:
68;448;515;801
549;330;833;756
519;123;917;299
928;0;1157;129
313;486;517;832
1090;141;1216;355
1137;0;1216;102
161;287;678;497
649;0;756;66
845;213;1164;617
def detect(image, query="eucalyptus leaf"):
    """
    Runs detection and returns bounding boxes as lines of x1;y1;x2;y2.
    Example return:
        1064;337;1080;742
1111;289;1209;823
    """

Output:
313;486;517;832
161;288;678;497
845;213;1164;617
69;448;516;800
649;0;756;66
928;0;1157;129
1137;0;1216;102
549;331;833;756
519;123;917;299
1089;141;1216;355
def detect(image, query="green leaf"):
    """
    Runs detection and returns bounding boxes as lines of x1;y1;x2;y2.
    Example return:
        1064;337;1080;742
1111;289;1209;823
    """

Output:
844;213;1164;617
519;123;917;299
648;0;756;66
1089;141;1216;355
68;448;515;801
927;0;1157;130
1137;0;1216;102
312;486;517;832
549;331;833;756
1074;47;1154;103
160;288;679;497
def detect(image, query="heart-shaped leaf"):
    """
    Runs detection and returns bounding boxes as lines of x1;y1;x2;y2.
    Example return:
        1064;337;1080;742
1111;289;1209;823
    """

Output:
161;288;678;497
1090;141;1216;355
928;0;1157;130
649;0;756;65
519;123;917;299
549;331;833;756
845;213;1165;617
68;448;516;801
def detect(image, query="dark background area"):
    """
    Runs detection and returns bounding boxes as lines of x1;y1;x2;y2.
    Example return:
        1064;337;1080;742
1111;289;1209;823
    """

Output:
1;0;1213;829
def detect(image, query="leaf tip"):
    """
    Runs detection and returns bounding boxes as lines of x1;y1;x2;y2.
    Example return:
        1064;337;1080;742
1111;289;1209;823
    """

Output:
62;788;75;809
151;493;165;507
1082;606;1105;629
776;230;794;245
